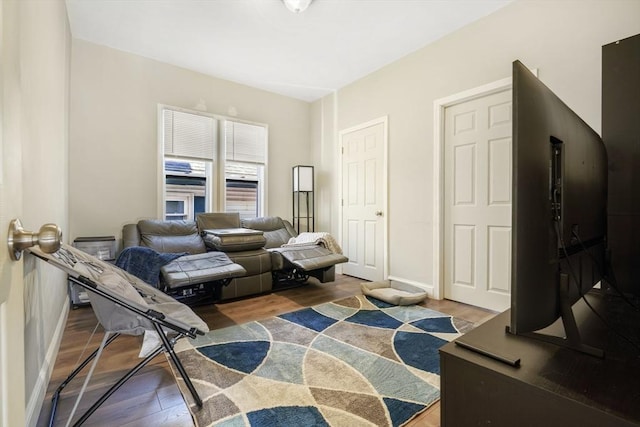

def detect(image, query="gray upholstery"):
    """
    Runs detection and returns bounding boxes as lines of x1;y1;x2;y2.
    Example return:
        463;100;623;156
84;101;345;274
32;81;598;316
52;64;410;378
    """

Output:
122;215;347;301
271;244;348;271
31;244;209;334
223;249;272;276
207;244;273;296
196;212;241;230
121;220;246;300
221;271;272;300
202;228;267;252
136;220;206;254
160;252;246;289
122;223;141;249
242;216;298;249
241;216;348;282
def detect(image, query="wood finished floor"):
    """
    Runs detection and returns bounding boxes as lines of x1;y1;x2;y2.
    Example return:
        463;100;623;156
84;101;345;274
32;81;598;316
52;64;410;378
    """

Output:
37;275;496;427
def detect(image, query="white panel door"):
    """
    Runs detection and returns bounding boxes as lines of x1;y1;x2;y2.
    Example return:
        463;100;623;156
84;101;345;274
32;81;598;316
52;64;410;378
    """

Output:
444;90;512;311
341;120;386;281
1;2;27;423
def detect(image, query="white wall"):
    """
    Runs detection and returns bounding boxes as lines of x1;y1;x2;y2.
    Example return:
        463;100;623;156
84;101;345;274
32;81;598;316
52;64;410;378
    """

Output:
0;0;71;426
312;0;640;293
69;40;311;245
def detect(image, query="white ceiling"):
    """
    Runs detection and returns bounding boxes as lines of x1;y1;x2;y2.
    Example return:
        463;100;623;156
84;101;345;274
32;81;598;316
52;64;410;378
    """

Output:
66;0;512;102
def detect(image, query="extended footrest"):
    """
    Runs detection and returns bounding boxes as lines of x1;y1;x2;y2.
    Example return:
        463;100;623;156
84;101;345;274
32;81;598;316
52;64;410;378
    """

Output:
161;252;246;304
273;244;347;270
269;244;348;284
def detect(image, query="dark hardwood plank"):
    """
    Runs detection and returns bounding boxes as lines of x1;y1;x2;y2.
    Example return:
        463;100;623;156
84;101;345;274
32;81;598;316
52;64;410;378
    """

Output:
37;275;495;427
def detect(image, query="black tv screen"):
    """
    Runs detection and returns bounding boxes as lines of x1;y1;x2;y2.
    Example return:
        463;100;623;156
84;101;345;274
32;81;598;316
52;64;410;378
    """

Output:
510;60;608;340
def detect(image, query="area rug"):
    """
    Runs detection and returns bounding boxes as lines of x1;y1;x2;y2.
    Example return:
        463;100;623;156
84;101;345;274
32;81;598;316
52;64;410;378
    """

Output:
171;294;473;426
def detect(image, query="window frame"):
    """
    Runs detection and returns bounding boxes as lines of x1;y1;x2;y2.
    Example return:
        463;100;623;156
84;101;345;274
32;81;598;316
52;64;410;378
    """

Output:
157;105;268;220
221;119;268;218
164;191;194;221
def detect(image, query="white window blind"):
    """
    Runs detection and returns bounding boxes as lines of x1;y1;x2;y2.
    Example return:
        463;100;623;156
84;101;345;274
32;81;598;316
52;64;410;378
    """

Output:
224;121;266;163
163;109;217;160
225;161;258;179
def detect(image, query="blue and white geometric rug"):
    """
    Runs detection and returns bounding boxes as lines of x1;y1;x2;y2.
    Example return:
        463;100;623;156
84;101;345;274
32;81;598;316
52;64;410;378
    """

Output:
172;294;472;426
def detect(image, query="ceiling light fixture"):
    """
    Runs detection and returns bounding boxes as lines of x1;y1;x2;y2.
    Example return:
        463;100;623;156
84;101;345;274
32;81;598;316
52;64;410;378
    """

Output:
282;0;313;13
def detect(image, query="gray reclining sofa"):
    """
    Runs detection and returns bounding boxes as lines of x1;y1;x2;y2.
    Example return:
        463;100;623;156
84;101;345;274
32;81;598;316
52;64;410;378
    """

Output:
122;213;347;303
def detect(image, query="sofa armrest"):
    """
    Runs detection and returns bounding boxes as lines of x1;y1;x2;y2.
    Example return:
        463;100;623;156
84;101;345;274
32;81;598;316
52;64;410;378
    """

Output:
122;224;141;248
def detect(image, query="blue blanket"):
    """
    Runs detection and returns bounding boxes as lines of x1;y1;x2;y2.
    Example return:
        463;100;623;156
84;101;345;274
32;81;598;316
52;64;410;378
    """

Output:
115;246;186;287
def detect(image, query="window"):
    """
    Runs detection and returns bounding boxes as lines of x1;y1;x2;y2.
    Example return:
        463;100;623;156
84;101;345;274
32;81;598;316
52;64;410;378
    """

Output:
159;106;267;220
164;159;208;221
225;161;264;220
223;121;267;218
161;107;216;220
165;193;193;221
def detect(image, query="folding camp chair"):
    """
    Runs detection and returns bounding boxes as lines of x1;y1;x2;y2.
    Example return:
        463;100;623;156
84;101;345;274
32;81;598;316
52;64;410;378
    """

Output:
29;244;208;427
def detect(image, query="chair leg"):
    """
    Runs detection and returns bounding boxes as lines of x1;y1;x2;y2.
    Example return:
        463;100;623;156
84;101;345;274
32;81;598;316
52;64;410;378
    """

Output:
153;323;203;407
72;345;164;426
48;333;120;427
50;330;165;427
64;331;113;427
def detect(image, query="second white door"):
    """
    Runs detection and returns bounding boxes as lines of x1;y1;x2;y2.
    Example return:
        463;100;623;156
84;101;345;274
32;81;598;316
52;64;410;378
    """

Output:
340;119;387;282
444;89;512;312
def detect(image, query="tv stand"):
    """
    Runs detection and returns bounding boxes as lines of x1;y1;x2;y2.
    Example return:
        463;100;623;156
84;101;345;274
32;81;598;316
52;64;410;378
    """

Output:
440;291;640;426
506;273;604;358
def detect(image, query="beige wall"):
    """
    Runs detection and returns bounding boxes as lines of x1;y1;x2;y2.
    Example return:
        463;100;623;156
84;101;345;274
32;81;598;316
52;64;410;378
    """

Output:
310;93;339;233
0;0;71;426
69;40;310;246
5;1;634;424
312;0;640;291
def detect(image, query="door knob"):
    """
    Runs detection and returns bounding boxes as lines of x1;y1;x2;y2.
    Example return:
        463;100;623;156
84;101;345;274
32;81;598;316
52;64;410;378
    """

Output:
375;211;384;217
7;219;62;261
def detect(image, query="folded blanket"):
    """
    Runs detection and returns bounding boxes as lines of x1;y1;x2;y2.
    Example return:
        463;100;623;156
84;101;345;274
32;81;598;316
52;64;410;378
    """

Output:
285;232;343;255
115;246;186;287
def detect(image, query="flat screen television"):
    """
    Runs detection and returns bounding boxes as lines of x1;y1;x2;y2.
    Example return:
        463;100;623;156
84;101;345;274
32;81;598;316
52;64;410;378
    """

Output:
509;60;608;356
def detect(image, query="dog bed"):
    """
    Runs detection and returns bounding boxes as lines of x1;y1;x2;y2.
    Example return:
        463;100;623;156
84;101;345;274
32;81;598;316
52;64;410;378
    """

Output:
361;279;428;306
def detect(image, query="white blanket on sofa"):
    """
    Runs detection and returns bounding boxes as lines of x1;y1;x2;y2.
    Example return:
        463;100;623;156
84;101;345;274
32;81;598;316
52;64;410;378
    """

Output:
285;232;343;255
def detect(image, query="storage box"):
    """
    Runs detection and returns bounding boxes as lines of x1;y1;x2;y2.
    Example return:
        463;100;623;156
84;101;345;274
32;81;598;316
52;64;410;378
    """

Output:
73;236;116;261
69;236;116;308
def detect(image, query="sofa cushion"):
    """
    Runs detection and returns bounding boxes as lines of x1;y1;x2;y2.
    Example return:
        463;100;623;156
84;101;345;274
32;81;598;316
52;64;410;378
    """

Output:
137;220;206;254
197;212;241;231
202;228;266;252
241;216;297;249
261;228;293;249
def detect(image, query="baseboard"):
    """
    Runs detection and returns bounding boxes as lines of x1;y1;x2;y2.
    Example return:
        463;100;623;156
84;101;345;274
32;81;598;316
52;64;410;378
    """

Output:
387;275;435;297
25;298;70;427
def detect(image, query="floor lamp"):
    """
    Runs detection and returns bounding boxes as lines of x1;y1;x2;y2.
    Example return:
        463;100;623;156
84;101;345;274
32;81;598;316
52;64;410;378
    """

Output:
292;165;314;233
